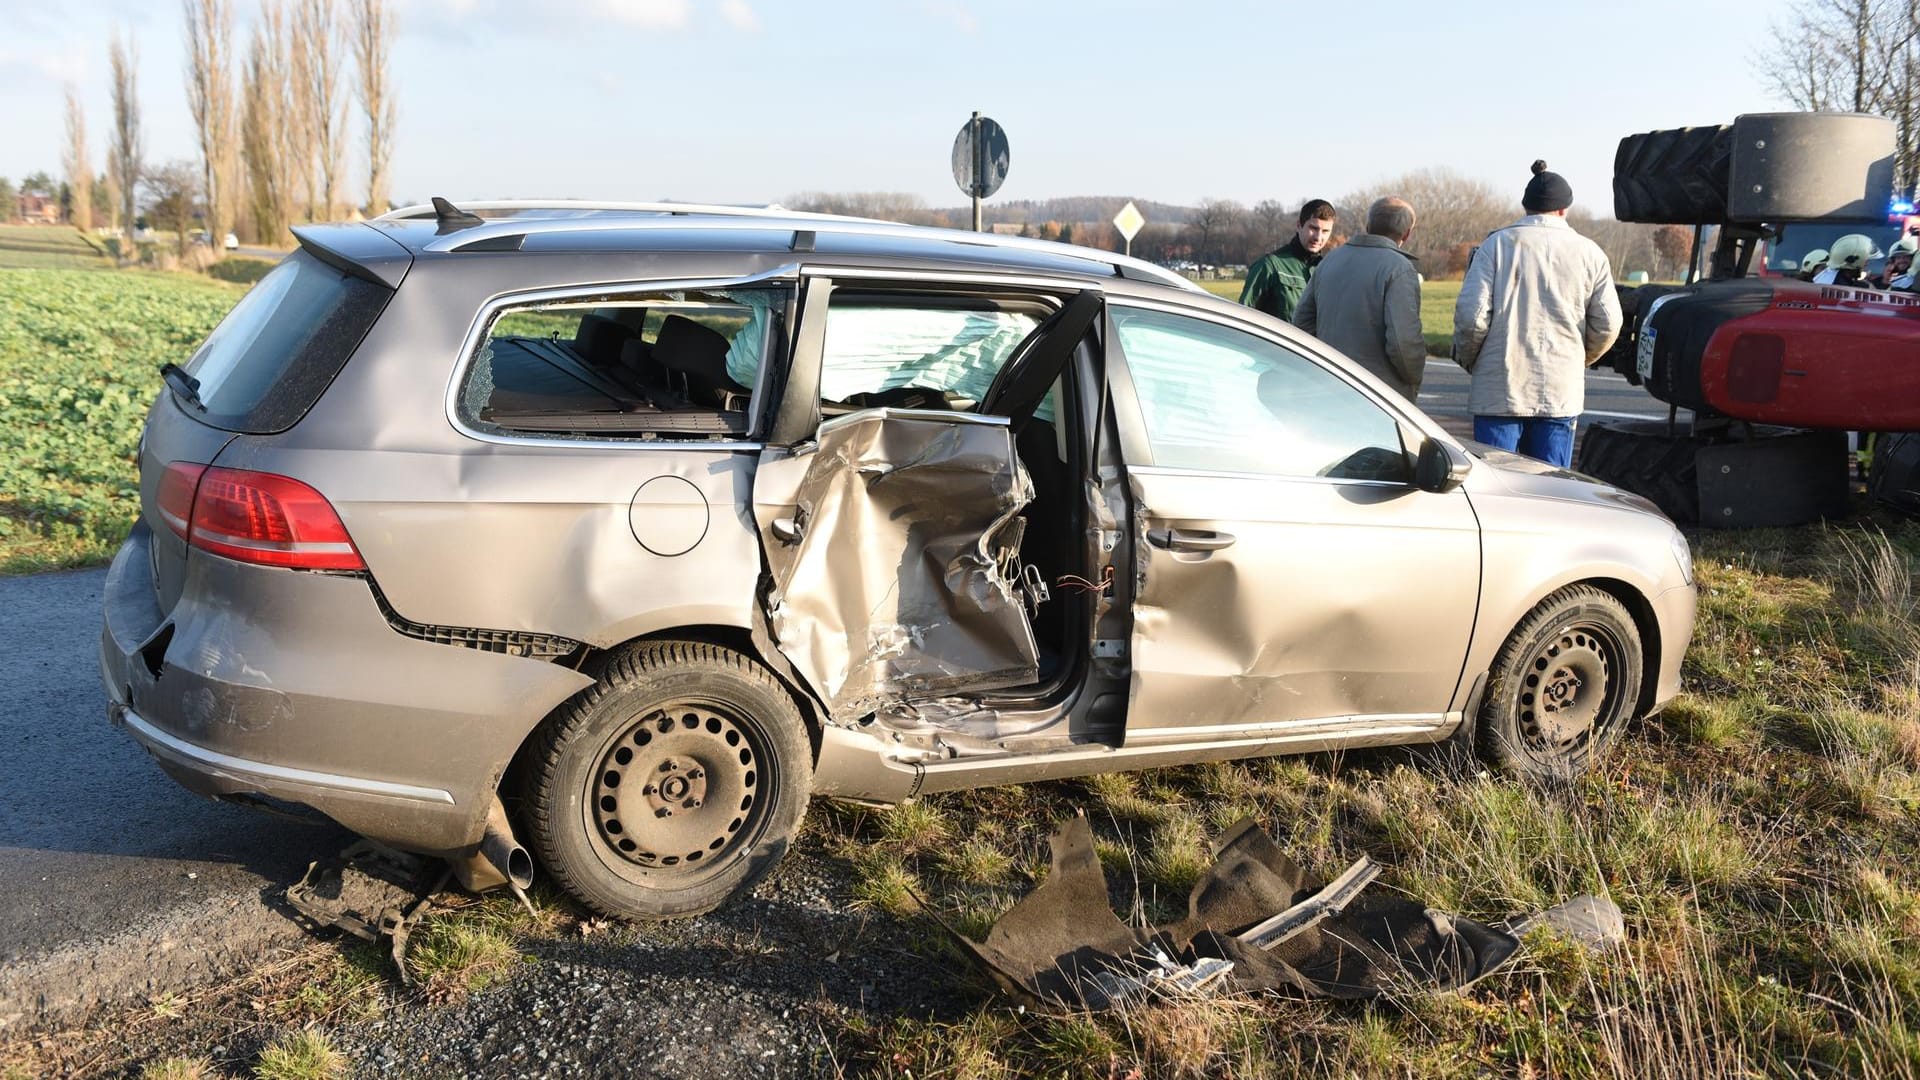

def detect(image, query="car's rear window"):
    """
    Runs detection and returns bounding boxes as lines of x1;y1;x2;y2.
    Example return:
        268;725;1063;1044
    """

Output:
175;250;391;433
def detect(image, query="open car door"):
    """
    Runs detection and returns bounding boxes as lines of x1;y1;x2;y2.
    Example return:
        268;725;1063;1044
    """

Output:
751;281;1102;725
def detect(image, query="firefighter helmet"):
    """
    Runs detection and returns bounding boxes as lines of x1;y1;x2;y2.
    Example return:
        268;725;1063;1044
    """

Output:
1830;233;1883;269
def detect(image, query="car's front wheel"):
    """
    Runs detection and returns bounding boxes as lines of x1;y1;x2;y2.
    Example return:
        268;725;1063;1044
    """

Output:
524;641;812;919
1479;585;1644;780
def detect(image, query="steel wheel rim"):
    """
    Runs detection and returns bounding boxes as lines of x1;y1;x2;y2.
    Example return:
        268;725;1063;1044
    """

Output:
586;703;769;884
1517;623;1624;757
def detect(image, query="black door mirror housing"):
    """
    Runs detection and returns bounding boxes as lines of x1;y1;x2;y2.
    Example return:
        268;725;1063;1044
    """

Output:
1415;438;1470;493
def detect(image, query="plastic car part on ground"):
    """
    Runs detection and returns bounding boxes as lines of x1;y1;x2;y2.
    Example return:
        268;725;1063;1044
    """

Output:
947;816;1623;1009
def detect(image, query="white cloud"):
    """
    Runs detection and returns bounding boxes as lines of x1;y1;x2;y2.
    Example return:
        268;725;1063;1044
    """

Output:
594;0;690;27
920;1;976;34
719;0;759;32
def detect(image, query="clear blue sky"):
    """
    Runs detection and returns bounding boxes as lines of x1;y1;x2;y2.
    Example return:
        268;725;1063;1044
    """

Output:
4;0;1801;213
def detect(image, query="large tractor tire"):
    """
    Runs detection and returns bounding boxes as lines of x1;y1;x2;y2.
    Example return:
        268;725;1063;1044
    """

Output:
1575;419;1703;524
1869;432;1920;516
1612;125;1732;224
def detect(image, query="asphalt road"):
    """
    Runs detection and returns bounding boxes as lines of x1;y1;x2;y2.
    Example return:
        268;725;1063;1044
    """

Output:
0;569;346;1030
0;363;1667;1033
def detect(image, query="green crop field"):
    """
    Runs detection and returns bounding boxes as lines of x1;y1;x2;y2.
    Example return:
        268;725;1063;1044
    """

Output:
0;224;112;270
0;269;243;572
1203;276;1461;355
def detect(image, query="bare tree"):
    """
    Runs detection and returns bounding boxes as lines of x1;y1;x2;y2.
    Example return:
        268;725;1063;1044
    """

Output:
295;0;345;220
63;86;93;231
350;0;395;215
1339;168;1510;271
1249;199;1290;254
108;32;143;239
242;2;293;242
1188;198;1243;266
143;160;200;257
184;0;239;246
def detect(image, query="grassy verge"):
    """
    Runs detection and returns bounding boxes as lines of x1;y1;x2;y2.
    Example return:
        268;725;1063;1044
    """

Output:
1201;277;1461;355
0;224;113;270
0;269;243;573
822;519;1920;1078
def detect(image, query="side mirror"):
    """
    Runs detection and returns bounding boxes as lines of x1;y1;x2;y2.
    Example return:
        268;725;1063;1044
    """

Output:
1415;438;1470;493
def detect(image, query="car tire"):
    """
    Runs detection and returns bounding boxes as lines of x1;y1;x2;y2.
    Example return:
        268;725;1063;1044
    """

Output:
523;640;812;919
1478;586;1644;780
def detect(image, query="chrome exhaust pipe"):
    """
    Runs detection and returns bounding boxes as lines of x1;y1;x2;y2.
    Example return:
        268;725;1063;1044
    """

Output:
453;796;535;896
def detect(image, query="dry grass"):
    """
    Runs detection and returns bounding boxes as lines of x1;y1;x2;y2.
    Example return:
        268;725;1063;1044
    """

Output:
831;519;1920;1078
251;1029;345;1080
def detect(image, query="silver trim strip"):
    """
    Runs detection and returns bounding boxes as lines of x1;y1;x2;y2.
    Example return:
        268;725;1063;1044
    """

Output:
1123;712;1452;745
817;407;1010;436
122;707;457;805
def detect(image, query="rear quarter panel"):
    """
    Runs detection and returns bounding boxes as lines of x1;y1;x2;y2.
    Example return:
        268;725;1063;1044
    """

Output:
223;251;795;646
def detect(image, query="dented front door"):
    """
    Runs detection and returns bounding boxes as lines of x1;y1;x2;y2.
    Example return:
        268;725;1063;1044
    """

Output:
1107;304;1480;739
750;276;1098;724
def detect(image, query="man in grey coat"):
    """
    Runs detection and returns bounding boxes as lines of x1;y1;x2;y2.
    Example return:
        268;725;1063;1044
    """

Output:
1452;161;1622;467
1292;197;1426;400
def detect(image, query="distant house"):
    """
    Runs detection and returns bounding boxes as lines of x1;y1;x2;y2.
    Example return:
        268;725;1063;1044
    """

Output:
17;193;60;225
989;223;1024;236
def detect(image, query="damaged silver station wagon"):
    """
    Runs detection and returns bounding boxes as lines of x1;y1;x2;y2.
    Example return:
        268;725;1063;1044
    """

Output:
102;201;1697;918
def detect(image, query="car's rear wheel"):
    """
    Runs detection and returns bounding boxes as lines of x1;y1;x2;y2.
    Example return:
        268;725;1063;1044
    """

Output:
524;641;812;919
1479;586;1643;780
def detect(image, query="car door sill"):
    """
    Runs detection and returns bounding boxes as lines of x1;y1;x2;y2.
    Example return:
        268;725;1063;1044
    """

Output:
812;712;1458;804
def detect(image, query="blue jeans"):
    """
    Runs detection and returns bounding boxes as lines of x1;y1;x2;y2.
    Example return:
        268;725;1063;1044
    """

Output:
1474;415;1577;468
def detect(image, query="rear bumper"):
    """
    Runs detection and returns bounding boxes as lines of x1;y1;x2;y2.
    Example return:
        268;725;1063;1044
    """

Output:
101;524;593;854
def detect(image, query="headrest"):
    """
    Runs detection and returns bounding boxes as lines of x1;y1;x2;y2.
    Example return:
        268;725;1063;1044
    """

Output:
572;314;636;368
654;314;732;381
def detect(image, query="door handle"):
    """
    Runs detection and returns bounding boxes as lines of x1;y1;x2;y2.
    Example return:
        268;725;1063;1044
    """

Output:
1148;528;1236;552
770;517;803;544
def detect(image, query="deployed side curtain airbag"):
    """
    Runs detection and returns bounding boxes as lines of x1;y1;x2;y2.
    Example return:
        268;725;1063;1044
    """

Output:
762;409;1039;722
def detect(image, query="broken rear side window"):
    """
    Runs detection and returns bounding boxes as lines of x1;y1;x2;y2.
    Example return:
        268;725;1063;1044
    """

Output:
458;288;782;441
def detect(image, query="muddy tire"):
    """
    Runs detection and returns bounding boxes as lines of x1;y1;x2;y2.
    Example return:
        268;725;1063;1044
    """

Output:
1575;419;1702;524
1479;586;1644;781
1613;124;1731;224
524;641;812;919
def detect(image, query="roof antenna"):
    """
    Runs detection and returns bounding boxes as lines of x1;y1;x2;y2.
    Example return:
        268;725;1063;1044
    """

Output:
430;196;484;234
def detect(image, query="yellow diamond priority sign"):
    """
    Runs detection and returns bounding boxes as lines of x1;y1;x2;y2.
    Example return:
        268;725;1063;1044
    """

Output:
1112;200;1146;243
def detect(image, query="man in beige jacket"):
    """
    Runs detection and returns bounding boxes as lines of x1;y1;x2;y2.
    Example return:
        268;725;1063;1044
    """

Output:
1452;161;1621;467
1292;197;1426;400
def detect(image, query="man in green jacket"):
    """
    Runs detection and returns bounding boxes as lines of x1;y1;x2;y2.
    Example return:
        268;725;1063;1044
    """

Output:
1240;199;1336;321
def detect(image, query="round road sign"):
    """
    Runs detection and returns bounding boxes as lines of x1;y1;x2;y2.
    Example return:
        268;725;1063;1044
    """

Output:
952;115;1011;200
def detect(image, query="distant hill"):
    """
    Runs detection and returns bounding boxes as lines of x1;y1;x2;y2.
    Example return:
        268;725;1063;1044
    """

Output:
938;196;1195;226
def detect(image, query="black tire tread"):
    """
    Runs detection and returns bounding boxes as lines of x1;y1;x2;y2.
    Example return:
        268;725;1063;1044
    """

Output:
1613;125;1732;224
523;639;811;920
1576;419;1702;524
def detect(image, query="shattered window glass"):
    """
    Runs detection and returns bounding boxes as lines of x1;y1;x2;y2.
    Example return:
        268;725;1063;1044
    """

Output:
819;303;1039;410
457;288;782;441
1114;306;1411;483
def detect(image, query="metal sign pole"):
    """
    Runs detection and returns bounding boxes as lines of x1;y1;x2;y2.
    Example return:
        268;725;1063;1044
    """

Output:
971;111;983;233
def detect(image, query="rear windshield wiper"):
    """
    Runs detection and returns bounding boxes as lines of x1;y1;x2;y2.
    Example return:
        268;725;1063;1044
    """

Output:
159;362;204;411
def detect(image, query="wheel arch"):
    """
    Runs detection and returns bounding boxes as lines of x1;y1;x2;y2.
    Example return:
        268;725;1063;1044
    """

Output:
500;622;828;810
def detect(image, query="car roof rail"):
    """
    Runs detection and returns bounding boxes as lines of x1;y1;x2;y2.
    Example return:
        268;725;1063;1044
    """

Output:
377;199;884;224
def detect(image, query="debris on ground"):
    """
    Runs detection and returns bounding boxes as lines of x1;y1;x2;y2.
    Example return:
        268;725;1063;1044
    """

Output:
284;839;449;982
948;816;1622;1009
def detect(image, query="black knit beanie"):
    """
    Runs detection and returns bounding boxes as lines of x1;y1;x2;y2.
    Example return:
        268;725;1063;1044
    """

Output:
1523;159;1573;213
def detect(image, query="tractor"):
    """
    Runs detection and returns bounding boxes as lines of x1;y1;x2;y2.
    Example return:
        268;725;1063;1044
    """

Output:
1576;111;1920;526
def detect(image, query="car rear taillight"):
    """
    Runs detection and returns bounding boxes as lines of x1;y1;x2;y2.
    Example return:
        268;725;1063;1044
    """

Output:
156;462;206;540
161;463;365;570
